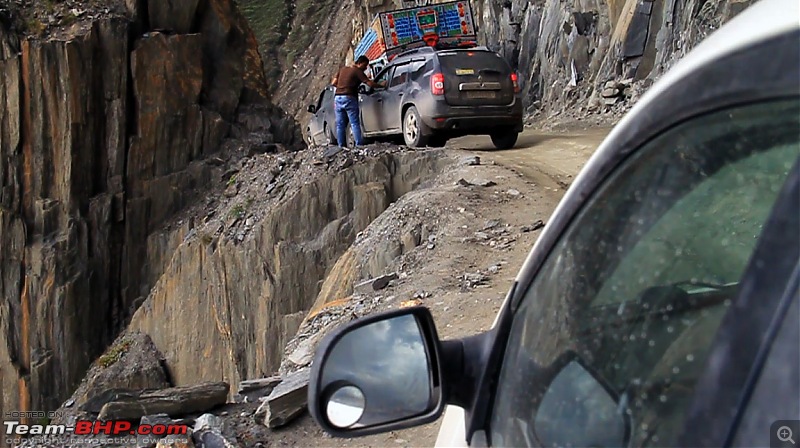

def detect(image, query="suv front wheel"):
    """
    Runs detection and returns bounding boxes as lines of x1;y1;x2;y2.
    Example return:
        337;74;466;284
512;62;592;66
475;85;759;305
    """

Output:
403;106;430;148
490;129;519;150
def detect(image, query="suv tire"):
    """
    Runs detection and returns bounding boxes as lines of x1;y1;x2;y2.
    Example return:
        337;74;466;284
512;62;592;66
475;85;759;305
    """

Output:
490;130;519;150
403;106;430;148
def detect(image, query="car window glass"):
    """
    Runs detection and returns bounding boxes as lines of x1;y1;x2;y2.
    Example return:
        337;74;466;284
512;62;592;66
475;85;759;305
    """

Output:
410;59;427;81
316;90;326;110
374;67;392;88
390;64;410;88
488;99;800;448
438;51;510;75
322;88;333;107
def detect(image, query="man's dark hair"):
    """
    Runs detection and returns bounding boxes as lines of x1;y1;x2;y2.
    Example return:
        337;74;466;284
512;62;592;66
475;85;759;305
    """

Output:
355;55;370;65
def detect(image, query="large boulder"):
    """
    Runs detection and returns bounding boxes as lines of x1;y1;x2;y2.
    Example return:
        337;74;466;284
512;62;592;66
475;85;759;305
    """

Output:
54;333;170;423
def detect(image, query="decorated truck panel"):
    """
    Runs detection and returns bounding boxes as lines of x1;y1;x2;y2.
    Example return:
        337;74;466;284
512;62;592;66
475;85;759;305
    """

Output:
354;1;477;74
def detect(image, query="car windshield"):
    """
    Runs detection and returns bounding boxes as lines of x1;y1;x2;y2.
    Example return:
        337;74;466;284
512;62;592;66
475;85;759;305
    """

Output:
488;98;800;447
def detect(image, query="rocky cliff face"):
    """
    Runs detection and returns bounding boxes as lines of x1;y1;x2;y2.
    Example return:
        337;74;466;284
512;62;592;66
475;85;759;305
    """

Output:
0;0;300;417
124;146;448;392
240;0;410;119
474;0;755;120
250;0;753;123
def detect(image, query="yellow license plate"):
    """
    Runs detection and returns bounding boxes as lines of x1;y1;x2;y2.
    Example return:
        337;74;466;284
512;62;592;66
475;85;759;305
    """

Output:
466;91;496;99
456;68;475;75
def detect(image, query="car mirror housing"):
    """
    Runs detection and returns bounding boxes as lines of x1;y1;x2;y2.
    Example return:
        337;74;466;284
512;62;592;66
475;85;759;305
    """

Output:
308;307;447;437
307;105;317;113
358;84;373;95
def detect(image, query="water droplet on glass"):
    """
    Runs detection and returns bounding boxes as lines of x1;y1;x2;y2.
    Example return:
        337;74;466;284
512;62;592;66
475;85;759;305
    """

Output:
686;354;695;362
672;366;680;374
667;326;674;333
659;395;667;403
649;340;655;347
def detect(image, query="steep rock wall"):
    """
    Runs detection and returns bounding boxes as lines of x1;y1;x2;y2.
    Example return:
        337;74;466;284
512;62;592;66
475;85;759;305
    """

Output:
0;0;300;416
247;0;408;119
126;151;449;389
474;0;754;116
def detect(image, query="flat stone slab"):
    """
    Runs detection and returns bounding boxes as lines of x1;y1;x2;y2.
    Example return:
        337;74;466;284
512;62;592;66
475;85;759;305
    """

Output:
97;382;229;421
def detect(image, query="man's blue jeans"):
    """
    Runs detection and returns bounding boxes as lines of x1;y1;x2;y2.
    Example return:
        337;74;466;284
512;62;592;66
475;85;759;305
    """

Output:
334;95;364;146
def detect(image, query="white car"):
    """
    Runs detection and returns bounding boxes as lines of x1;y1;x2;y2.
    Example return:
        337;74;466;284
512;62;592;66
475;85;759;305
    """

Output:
307;0;800;446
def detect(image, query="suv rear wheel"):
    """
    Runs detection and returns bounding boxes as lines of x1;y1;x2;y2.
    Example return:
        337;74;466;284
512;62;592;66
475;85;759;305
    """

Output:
490;129;519;150
403;106;430;148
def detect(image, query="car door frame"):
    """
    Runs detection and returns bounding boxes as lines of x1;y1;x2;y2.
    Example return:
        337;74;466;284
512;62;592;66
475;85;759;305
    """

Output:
442;27;800;447
360;66;394;135
383;60;413;132
308;88;328;144
319;86;335;143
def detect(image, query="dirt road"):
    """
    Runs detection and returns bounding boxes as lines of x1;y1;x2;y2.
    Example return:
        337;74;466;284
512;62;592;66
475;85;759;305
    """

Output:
448;127;611;191
269;127;609;448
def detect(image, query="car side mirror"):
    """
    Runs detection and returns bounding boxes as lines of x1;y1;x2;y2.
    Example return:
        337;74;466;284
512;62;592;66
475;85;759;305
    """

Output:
532;352;631;447
308;307;446;437
307;105;317;113
358;84;371;95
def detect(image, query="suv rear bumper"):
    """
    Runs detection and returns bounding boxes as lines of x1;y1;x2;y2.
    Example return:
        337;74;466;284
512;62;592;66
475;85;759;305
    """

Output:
420;101;524;133
425;114;523;132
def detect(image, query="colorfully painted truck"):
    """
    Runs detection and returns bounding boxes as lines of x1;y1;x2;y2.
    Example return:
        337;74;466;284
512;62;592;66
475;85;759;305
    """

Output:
354;1;478;75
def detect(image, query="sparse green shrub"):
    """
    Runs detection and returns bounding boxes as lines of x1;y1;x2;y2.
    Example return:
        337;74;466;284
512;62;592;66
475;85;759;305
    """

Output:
62;12;78;26
229;204;245;219
24;18;45;35
98;338;131;368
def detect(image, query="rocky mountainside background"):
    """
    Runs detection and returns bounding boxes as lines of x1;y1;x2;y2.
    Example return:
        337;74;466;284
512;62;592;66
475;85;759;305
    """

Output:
239;0;753;124
0;0;302;421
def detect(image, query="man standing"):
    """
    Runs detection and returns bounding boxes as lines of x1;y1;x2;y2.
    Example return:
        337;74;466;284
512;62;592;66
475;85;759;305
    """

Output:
331;56;384;147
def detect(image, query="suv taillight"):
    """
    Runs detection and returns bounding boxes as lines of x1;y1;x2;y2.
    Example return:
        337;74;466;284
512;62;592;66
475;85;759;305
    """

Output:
431;73;445;95
511;72;520;93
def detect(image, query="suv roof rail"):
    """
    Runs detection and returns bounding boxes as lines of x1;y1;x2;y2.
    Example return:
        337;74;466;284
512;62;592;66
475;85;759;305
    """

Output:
394;46;435;59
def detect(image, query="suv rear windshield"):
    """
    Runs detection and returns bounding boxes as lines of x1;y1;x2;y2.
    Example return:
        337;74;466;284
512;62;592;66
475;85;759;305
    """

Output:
437;50;510;73
437;50;514;106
